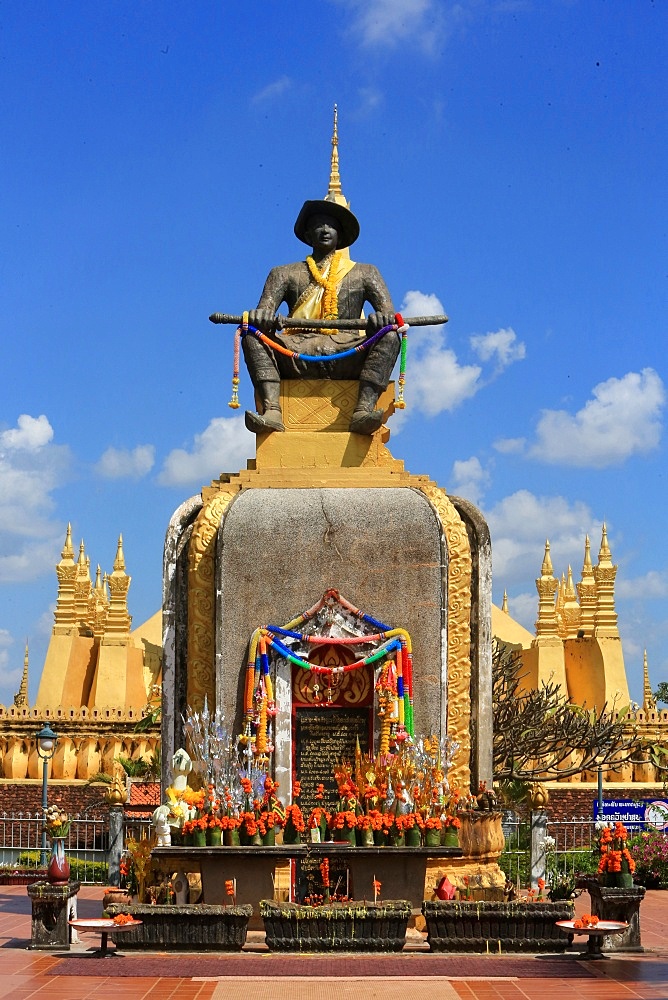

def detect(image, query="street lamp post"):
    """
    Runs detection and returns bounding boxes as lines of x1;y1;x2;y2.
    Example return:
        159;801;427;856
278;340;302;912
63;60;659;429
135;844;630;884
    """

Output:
36;724;58;866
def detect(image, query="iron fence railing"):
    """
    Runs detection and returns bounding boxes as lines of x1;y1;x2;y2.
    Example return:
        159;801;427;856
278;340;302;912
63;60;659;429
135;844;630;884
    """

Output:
547;816;598;876
0;810;108;882
499;812;599;887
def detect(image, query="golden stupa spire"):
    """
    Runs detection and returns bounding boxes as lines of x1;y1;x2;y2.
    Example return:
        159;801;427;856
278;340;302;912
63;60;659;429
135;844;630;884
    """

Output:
53;522;78;634
88;563;109;638
502;590;509;613
642;650;656;713
594;522;619;637
113;534;126;572
562;565;582;639
104;534;131;640
325;104;347;207
599;522;612;562
62;522;74;560
577;534;597;637
13;642;29;708
534;540;559;640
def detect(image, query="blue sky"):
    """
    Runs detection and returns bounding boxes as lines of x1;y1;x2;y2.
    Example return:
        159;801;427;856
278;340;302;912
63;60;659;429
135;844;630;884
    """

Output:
1;0;666;708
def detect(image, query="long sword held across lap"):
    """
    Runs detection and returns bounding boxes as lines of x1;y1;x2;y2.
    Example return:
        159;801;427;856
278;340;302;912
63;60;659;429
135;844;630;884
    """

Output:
209;312;448;330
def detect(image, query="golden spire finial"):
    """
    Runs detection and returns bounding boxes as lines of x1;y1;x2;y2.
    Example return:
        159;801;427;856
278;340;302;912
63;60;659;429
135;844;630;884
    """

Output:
582;534;593;573
541;540;553;577
325;104;349;208
78;540;86;567
565;565;576;600
62;522;74;560
598;522;612;564
502;590;509;613
13;642;29;708
534;539;559;639
113;534;125;572
643;650;656;712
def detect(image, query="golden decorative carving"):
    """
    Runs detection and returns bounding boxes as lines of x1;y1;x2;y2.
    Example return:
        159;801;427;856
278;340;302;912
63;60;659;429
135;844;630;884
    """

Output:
528;782;549;808
282;380;359;431
187;490;236;711
417;483;471;790
293;646;372;707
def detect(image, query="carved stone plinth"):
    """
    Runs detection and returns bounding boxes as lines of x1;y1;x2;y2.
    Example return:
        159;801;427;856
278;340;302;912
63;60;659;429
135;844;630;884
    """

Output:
422;900;575;953
106;903;252;951
27;880;80;950
260;898;411;952
585;882;646;951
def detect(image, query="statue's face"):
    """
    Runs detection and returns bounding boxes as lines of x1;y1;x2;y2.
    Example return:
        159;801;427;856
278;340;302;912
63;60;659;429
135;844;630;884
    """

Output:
305;213;341;253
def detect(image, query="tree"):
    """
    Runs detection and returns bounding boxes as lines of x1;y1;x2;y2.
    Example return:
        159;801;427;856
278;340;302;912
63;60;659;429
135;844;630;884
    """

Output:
654;682;668;706
492;641;649;782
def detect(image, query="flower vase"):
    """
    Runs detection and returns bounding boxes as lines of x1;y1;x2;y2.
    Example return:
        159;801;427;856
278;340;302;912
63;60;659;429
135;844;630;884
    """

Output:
356;826;374;847
337;826;356;846
207;826;222;846
442;827;460;848
263;827;276;846
47;837;70;885
193;828;207;848
224;828;241;847
425;828;441;848
373;829;387;846
391;831;406;847
405;826;422;847
283;821;302;845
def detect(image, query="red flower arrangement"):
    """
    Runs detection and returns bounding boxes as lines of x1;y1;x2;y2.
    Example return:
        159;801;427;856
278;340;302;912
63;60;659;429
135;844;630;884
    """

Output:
331;809;357;830
284;804;305;833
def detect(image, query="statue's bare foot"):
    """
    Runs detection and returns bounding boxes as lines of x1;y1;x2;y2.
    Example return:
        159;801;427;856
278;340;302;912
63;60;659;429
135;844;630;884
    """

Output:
349;409;384;435
245;409;285;433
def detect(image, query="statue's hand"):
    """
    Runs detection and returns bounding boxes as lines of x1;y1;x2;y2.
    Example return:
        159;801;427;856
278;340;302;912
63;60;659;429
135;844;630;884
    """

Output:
366;312;395;334
248;309;277;333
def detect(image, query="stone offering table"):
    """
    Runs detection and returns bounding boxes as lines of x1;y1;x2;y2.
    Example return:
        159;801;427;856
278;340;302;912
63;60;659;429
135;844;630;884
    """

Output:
577;878;646;952
556;919;629;960
152;845;462;910
27;880;80;950
69;917;142;957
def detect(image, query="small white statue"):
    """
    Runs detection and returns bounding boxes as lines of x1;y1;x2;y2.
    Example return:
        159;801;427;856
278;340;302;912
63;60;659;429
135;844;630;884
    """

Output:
170;748;192;792
152;803;172;846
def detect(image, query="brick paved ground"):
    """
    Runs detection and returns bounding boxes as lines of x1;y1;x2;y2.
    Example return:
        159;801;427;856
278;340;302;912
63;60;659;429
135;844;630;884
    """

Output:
0;885;665;1000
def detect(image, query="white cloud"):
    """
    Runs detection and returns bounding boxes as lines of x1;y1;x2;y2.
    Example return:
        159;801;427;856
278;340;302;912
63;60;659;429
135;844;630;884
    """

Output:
336;0;446;52
251;76;292;104
485;489;598;587
0;414;53;451
158;417;252;487
398;290;483;417
96;444;155;480
0;630;21;695
450;456;491;505
529;369;665;467
0;415;70;583
617;571;668;601
494;437;526;455
470;328;526;370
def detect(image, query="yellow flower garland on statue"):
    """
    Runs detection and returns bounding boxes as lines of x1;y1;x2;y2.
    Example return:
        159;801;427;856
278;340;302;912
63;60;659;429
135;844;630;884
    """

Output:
306;251;345;326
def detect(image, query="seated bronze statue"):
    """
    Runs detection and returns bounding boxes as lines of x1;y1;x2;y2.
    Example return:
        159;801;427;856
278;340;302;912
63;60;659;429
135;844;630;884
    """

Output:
244;198;400;435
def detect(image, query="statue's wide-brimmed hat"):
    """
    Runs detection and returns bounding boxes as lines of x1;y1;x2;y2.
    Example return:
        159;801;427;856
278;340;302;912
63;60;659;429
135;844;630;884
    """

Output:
294;199;360;249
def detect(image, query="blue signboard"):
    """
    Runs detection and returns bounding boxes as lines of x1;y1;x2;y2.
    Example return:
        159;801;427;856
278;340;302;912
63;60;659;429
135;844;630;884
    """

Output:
593;798;668;831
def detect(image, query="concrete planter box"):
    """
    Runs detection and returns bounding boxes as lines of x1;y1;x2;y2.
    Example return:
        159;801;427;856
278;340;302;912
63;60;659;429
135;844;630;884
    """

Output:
422;900;574;952
106;902;253;951
260;898;412;952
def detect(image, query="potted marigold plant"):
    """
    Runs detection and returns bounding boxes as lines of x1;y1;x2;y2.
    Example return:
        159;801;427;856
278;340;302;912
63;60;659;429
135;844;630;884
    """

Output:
598;821;635;888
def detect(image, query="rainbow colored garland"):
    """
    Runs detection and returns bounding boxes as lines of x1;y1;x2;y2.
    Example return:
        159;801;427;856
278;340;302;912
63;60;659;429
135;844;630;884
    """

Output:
229;314;409;410
243;590;414;757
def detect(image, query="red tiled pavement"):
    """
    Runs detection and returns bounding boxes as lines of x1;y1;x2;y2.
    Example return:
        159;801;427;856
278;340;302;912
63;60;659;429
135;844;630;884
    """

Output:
0;885;665;1000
